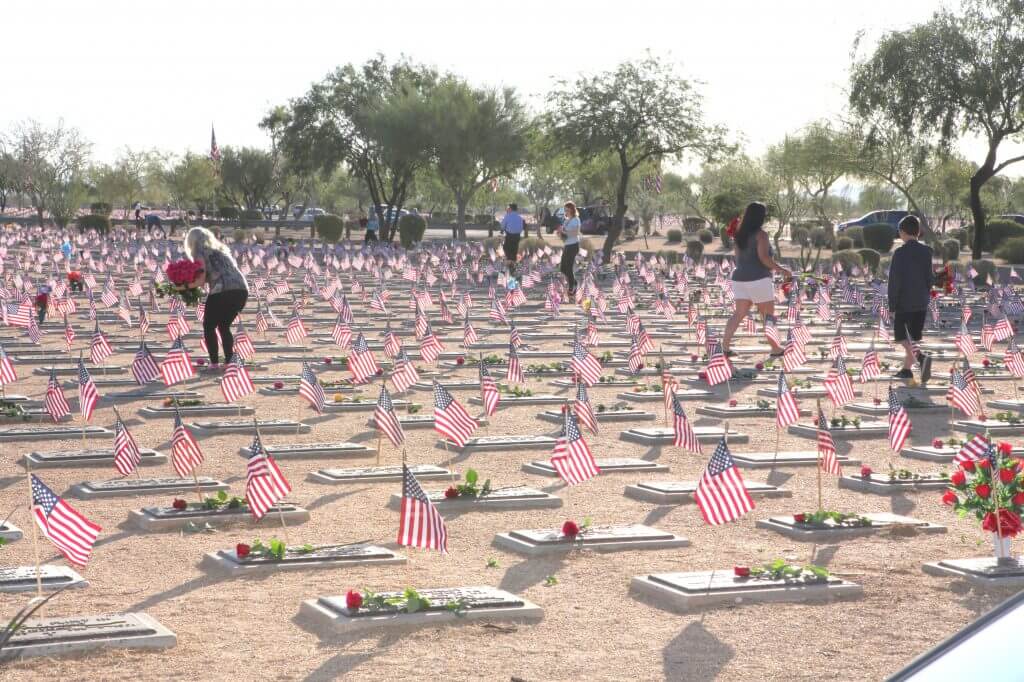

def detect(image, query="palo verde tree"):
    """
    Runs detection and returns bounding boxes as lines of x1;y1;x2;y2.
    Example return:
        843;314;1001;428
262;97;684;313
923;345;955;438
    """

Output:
5;119;90;227
849;0;1024;258
218;146;276;211
546;54;730;260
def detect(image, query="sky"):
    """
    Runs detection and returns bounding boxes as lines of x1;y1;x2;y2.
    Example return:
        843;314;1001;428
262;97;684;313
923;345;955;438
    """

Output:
3;0;1021;174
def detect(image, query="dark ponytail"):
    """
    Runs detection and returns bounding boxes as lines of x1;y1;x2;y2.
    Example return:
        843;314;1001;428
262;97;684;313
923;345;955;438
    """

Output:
734;202;767;250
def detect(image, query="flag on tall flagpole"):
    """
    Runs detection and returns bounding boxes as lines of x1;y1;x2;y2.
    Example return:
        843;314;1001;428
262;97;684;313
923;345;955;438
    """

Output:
210;125;222;162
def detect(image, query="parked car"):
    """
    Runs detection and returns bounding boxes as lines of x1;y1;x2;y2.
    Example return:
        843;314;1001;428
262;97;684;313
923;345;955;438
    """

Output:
298;208;326;222
997;214;1024;226
544;203;637;236
836;210;914;233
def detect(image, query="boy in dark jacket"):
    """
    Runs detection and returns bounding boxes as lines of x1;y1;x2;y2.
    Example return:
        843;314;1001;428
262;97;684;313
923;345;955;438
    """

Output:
887;215;933;381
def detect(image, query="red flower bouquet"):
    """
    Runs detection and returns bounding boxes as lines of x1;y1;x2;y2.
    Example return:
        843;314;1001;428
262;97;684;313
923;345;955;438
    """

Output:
726;216;741;238
944;442;1024;542
156;259;203;306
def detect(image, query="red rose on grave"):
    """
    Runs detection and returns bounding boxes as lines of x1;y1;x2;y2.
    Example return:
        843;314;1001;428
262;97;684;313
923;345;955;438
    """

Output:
733;566;750;577
874;398;882;405
1001;468;1017;484
979;414;988;422
323;357;333;365
982;509;1023;537
962;460;976;472
444;486;459;499
376;368;384;376
456;356;465;366
690;354;698;363
942;491;958;506
235;543;251;559
196;358;206;366
999;442;1014;457
976;483;992;498
930;290;939;299
698;371;708;380
860;465;873;478
273;381;284;389
950;470;967;487
983;359;991;367
345;589;363;610
561;520;580;537
932;439;943;448
1014;492;1024;506
793;513;806;523
977;458;991;470
172;498;187;510
728;399;738;407
755;362;764;370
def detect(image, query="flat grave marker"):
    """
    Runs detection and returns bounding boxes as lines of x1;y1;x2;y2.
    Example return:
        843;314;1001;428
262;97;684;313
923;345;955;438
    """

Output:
451;435;559;452
138;403;255;418
0;522;24;542
494;523;688;556
729;450;861;468
21;447;165;468
522;457;668;477
0;565;88;593
309;464;452;485
203;543;405;574
0;612;176;659
0;425;112;441
191;419;311;434
838;472;950;495
129;502;309;531
953;420;1024;436
619;426;748;445
922;557;1024;587
625;480;790;505
536;408;656;424
239;441;374;459
756;512;946;541
788;421;889;440
386;485;561;511
69;477;229;499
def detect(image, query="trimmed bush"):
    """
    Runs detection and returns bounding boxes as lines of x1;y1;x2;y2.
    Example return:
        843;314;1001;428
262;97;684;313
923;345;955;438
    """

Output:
844;226;865;248
398;214;427;249
970;259;996;287
995;237;1024;264
810;227;832;249
683;217;706;233
241;209;263;221
835;236;854;251
790;226;810;246
90;202;112;216
217;206;239;220
697;228;714;244
685;240;704;261
666;229;683;244
314;214;344;242
862;223;895;252
78;214;110;233
831;249;864;273
984;219;1024;251
941;239;960;263
857;248;881;274
657;250;680;264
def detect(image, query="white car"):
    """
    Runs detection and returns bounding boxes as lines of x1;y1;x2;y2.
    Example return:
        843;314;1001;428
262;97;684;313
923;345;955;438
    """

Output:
298;208;326;222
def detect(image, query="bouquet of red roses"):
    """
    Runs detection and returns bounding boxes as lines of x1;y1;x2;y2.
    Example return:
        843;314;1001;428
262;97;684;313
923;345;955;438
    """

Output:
156;259;203;306
943;441;1024;539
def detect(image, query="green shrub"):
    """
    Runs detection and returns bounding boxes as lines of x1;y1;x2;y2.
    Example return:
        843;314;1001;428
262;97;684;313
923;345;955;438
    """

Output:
314;214;344;242
685;240;704;261
666;229;683;244
941;239;960;263
482;236;503;251
995;237;1024;264
697;228;714;244
240;209;263;221
519;236;548;253
77;214;110;233
835;236;854;251
90;202;112;216
657;250;680;264
857;248;881;274
790;226;810;246
984;219;1024;251
831;249;864;273
398;213;427;249
862;223;895;252
217;206;239;220
719;226;733;250
970;259;996;286
844;226;865;248
810;227;832;249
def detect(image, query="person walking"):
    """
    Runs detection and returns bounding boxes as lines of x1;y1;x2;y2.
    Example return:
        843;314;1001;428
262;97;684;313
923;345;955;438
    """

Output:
887;215;933;381
500;203;525;273
365;210;379;243
722;202;791;357
184;227;249;368
558;201;581;296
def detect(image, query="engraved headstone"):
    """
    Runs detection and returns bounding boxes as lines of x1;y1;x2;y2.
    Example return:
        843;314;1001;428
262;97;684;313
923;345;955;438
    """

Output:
536;409;656;424
838;473;950;495
756;512;945;540
70;477;229;499
0;522;24;542
454;435;559;452
191;419;310;434
239;441;374;459
386;486;561;511
923;556;1024;586
0;565;88;593
309;464;452;485
495;523;688;556
0;612;176;659
522;457;669;477
787;421;889;440
0;425;112;441
129;503;309;531
22;447;165;468
625;480;790;504
619;426;748;445
729;450;861;468
203;543;405;573
953;420;1024;436
138;404;255;418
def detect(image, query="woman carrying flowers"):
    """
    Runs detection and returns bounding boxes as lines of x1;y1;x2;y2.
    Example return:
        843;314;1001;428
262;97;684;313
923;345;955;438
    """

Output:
183;227;249;368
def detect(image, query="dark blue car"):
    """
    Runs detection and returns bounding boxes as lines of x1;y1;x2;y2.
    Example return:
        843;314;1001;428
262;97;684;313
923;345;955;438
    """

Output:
836;210;913;233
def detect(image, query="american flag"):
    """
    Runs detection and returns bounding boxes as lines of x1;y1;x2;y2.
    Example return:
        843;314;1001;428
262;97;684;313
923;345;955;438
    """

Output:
775;371;801;427
463;317;479;346
981;324;995;352
490;298;509;323
506;343;524;383
221;355;255;403
397;464;448;553
550;409;600;485
824;354;855;407
90;323;113;364
383;325;402;358
783;330;807;371
77;359;99;421
509;321;522;348
4;300;31;328
170;408;204;477
954;323;977;358
419;326;444;363
349;333;380;383
574;381;599;434
298;362;326;413
138;306;150;336
31;474;101;568
374;382;405;446
861;347;881;382
694;437;755;525
245;431;292;520
0;345;16;385
131;341;160;385
63;316;76;348
816;408;839;473
433;381;477;446
233;321;256;360
628;336;645;374
113;413;141;476
331;317;352;349
1005;338;1024;377
570;340;602;386
389;348;420;393
210;125;221;161
994;316;1015;342
954;434;990;465
160;337;195;386
887;386;912;452
480;363;500;416
704;340;733;386
947;367;980;416
829;323;848;359
44;369;70;421
764;315;781;347
671;390;701;453
286;313;309;344
166;311;190;340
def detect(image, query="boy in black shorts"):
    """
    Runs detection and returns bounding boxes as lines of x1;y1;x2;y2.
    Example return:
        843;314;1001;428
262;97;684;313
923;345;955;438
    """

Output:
888;215;934;381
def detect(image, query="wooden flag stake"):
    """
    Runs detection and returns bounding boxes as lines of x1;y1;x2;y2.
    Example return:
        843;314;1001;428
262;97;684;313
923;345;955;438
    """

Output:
815;399;824;513
988;429;1007;559
23;462;44;599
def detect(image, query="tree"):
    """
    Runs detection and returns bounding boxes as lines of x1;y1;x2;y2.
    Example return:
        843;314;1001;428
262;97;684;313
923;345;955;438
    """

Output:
546;54;730;260
762;142;808;249
0;149;16;214
5;119;90;226
162;152;219;226
278;55;436;241
849;0;1024;257
260;106;314;235
696;157;772;227
779;122;856;228
521;128;575;224
218;146;275;211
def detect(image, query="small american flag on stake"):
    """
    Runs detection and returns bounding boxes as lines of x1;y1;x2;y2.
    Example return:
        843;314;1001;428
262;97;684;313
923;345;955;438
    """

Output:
113;410;142;476
397;463;448;554
816;407;840;475
45;368;71;422
694;435;754;525
170;407;204;477
887;386;912;452
299;361;326;413
245;427;292;521
31;474;101;568
131;341;160;385
671;390;701;454
160;337;195;386
433;381;477;447
374;382;405;446
77;358;99;422
221;355;255;403
550;408;600;485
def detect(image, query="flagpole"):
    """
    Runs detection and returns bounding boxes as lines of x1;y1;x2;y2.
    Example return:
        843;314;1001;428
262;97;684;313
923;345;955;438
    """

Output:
815;399;823;513
23;461;44;599
988;428;1007;560
376;377;385;467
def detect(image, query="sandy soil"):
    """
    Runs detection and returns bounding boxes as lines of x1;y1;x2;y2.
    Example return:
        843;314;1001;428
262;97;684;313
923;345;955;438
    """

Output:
0;315;1015;681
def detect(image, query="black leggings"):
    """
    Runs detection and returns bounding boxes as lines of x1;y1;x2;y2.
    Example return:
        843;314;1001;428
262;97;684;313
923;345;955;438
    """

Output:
560;243;579;292
203;289;248;364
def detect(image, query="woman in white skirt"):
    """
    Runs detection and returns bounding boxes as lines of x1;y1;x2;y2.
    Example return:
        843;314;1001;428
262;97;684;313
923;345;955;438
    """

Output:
722;202;791;357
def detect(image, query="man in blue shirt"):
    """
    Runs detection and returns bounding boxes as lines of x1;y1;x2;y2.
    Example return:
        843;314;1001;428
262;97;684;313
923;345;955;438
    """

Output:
887;215;934;382
500;203;524;272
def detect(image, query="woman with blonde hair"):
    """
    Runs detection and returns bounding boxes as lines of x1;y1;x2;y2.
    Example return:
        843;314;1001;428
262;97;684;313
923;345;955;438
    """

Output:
558;201;581;295
184;227;249;368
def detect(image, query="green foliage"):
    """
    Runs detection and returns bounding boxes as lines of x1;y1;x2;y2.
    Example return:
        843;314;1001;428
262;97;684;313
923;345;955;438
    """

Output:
89;201;111;215
809;227;832;249
697;228;713;244
240;209;263;221
941;238;960;262
835;236;854;251
832;249;864;273
314;214;344;242
218;146;276;213
995;237;1024;264
719;225;733;250
862;223;895;252
217;206;239;220
984;219;1024;251
665;229;683;244
747;558;830;583
398;213;427;248
969;259;996;286
790;226;810;246
77;214;110;233
685;240;704;261
232;228;248;243
452;468;492;498
857;248;881;273
844;225;865;248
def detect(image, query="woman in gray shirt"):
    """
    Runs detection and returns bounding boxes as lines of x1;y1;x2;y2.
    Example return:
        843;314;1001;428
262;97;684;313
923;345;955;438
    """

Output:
184;227;249;367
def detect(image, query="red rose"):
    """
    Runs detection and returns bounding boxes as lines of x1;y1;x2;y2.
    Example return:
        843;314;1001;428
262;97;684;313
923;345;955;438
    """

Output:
690;355;698;363
983;359;991;367
172;498;187;510
860;465;873;478
932;439;944;448
874;398;882;405
1013;492;1024;506
346;589;363;610
1001;468;1016;484
733;566;750;577
376;368;384;376
999;442;1014;456
236;543;251;559
979;414;987;422
755;362;764;370
793;513;806;523
962;460;976;472
930;290;939;299
982;509;1023;537
562;520;580;537
196;358;206;367
698;371;708;380
323;357;333;365
950;470;967;486
942;491;958;505
728;399;738;407
977;458;991;470
273;381;284;389
976;483;992;498
456;357;465;365
444;486;459;499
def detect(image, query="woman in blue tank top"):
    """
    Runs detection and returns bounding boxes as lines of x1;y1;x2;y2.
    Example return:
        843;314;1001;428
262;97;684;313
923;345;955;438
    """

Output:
722;202;791;357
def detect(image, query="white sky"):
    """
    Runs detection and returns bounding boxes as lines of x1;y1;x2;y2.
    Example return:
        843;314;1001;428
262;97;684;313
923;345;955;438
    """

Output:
3;0;1021;174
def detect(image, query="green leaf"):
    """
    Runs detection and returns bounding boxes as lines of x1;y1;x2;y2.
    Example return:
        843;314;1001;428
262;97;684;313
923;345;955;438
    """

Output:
216;490;228;502
465;469;478;486
544;575;558;586
486;557;499;568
